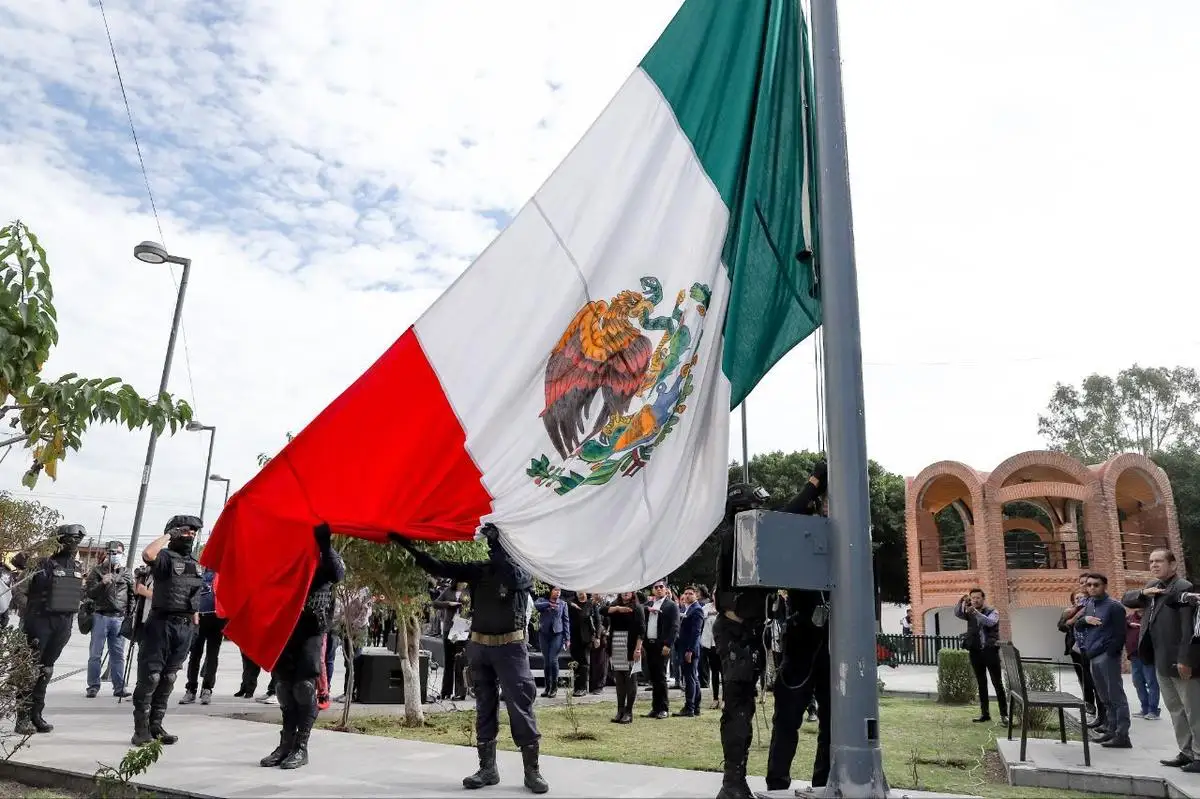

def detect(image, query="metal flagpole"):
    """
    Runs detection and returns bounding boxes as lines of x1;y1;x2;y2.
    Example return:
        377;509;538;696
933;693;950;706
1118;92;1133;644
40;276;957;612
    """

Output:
809;0;888;795
740;401;750;482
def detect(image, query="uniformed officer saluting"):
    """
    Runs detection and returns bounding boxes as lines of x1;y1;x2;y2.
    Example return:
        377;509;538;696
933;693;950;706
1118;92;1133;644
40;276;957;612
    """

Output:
393;523;549;795
259;523;344;771
712;462;827;799
131;515;204;746
16;524;87;735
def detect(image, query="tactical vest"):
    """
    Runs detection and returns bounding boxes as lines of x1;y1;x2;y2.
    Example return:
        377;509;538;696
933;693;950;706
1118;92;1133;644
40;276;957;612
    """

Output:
713;519;769;623
44;557;84;614
151;550;204;613
301;583;335;633
470;570;527;636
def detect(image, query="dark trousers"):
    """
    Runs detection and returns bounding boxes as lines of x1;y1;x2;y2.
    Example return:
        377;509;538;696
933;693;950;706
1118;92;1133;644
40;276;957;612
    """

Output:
569;639;590;692
589;641;609;692
21;613;73;719
681;651;700;713
714;615;762;784
644;640;670;713
466;640;540;747
704;646;722;701
614;669;638;715
273;627;324;745
767;643;831;790
185;614;226;693
969;646;1008;719
323;632;338;695
1070;650;1097;708
133;614;195;731
539;632;564;690
442;636;467;699
241;652;277;696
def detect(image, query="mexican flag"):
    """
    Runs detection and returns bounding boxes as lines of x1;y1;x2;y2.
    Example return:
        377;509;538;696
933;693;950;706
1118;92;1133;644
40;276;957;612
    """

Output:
203;0;822;669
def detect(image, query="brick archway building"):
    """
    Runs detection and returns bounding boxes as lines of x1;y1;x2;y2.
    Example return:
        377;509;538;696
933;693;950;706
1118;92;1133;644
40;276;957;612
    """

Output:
905;450;1182;645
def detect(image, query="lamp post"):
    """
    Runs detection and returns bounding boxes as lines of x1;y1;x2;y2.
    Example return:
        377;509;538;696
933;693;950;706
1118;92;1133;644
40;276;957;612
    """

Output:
187;421;216;527
209;473;231;506
126;240;193;571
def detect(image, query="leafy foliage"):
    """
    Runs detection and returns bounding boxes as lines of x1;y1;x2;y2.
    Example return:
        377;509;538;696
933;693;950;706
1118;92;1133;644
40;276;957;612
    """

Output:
1038;365;1200;461
1152;446;1200;575
670;450;909;604
1018;662;1057;730
0;220;193;487
936;648;975;705
0;491;61;555
0;626;39;759
94;739;163;798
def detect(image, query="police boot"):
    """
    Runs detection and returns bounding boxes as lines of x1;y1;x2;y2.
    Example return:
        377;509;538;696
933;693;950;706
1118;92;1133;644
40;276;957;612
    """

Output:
260;728;295;767
148;708;178;745
520;742;549;795
29;711;54;734
715;764;753;799
131;707;154;746
279;729;310;770
812;742;831;788
463;741;500;789
14;713;37;736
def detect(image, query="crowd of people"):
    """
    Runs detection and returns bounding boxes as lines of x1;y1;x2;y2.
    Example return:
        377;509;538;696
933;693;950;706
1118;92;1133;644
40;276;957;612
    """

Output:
0;459;870;798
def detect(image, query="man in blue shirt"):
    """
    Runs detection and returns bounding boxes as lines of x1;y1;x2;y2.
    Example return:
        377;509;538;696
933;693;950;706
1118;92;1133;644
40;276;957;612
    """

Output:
674;586;705;717
1077;572;1131;748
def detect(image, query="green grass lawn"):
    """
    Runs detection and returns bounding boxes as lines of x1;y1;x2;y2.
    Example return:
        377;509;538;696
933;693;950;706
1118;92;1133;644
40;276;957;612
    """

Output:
330;695;1095;799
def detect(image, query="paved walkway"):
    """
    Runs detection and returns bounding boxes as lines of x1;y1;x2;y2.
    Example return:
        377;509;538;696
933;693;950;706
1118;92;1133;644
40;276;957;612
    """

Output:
4;630;765;797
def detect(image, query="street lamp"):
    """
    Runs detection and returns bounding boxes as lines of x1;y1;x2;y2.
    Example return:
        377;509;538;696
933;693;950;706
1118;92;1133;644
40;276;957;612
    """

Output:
187;421;217;530
209;473;232;506
126;241;193;571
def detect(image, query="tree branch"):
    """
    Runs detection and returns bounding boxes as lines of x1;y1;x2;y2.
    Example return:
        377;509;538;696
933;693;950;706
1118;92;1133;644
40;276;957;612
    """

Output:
0;433;30;449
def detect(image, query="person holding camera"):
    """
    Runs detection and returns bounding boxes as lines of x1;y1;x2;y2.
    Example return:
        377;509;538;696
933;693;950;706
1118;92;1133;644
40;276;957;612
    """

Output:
84;541;134;699
955;588;1008;725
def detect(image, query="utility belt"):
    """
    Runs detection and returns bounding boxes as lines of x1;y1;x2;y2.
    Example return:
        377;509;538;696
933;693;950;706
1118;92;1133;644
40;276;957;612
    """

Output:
150;609;195;621
470;630;525;646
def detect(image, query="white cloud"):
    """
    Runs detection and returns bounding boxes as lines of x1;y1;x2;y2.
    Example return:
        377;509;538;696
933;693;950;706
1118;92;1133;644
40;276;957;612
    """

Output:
0;0;1197;551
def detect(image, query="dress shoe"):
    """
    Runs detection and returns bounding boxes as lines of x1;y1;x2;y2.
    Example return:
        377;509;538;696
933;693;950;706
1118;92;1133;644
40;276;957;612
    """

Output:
1101;736;1131;749
1182;761;1200;774
1162;753;1192;768
971;716;991;724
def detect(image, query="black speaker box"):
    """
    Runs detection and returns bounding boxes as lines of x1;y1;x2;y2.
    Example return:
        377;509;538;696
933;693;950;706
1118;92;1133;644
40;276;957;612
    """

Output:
357;650;430;704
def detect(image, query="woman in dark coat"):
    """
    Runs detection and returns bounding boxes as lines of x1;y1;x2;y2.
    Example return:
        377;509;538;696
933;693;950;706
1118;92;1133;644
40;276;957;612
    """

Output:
606;591;645;724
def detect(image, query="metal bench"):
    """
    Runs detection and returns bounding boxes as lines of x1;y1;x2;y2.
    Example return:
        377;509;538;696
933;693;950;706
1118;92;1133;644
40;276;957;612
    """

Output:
999;642;1091;767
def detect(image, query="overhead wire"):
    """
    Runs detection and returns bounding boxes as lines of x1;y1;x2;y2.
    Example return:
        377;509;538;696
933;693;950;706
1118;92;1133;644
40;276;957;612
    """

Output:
96;0;200;413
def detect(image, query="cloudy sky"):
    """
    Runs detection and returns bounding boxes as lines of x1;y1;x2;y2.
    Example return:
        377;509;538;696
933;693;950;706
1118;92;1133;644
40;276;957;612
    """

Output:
1;0;1197;550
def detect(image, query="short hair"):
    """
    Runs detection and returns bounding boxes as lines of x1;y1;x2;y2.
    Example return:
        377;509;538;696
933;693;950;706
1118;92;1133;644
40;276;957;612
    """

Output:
1151;548;1177;564
1087;573;1108;585
684;585;698;594
968;587;985;598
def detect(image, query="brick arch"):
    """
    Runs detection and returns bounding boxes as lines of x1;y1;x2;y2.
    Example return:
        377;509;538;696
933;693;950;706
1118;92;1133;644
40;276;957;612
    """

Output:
984;450;1103;495
1098;453;1185;578
905;463;993;631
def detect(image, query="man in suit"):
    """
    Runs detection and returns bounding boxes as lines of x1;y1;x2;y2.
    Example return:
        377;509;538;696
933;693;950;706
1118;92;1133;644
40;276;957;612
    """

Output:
433;580;469;701
674;586;705;717
642;579;679;719
567;592;599;697
1124;548;1200;772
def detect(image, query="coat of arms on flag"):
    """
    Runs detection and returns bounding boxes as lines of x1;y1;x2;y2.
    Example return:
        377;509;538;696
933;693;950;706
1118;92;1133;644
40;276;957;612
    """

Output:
529;277;711;494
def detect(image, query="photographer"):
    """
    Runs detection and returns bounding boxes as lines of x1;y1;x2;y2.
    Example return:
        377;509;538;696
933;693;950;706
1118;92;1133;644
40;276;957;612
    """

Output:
83;541;134;699
955;588;1008;724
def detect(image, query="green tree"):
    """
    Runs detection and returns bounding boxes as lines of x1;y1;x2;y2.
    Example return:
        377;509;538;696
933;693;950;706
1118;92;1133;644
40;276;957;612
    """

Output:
670;450;909;607
0;490;61;555
1038;365;1200;462
1151;446;1200;575
0;220;193;487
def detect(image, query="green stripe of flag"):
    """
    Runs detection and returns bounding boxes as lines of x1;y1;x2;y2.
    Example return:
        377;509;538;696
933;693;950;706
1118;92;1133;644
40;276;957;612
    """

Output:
640;0;822;407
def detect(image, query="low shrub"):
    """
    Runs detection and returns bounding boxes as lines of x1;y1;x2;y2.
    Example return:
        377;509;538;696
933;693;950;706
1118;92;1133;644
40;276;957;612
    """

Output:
937;649;975;705
1015;661;1057;730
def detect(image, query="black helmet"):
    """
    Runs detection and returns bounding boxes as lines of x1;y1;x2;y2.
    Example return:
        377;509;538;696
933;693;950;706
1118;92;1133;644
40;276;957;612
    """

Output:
55;524;86;543
164;515;202;535
727;483;769;515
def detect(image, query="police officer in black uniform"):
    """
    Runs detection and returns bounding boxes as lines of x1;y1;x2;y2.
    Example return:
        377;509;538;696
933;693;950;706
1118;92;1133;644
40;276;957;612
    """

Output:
131;515;204;746
712;463;828;799
394;523;548;795
259;523;344;770
766;470;833;792
16;524;87;735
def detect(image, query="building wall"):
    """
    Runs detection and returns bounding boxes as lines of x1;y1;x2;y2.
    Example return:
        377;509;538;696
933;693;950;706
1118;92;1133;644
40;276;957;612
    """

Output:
905;451;1184;662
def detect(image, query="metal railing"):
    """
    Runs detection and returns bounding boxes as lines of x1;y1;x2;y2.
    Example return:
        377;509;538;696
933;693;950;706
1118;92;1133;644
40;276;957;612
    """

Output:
1121;531;1169;570
877;633;964;666
917;540;971;572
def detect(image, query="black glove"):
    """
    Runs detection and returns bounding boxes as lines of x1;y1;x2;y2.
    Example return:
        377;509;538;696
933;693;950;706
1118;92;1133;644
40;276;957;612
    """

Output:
479;523;501;543
314;523;333;550
387;532;415;549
